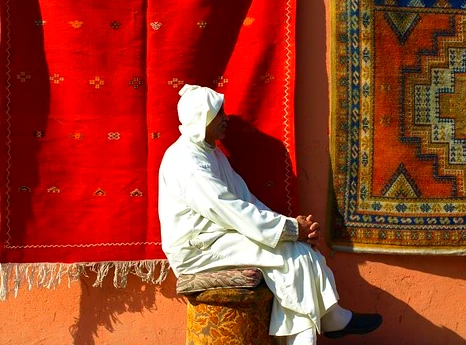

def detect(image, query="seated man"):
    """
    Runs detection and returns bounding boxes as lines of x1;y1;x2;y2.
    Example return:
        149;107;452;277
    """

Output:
158;84;382;345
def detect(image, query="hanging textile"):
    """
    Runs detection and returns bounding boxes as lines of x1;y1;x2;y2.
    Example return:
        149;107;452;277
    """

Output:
330;0;466;255
0;0;296;297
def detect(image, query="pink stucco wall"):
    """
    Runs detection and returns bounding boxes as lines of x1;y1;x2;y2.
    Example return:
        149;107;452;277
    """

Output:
1;1;465;344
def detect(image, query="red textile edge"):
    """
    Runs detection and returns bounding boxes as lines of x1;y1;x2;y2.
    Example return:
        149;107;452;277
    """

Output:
1;0;297;265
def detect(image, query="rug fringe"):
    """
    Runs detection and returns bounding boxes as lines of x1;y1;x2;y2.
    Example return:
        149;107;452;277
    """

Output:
0;260;170;301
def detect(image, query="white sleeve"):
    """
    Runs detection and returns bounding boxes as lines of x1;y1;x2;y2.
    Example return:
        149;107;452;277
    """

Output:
182;167;285;248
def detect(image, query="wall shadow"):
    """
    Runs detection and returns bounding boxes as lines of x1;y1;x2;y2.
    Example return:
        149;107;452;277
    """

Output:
70;270;185;345
221;115;298;216
0;0;49;262
185;0;252;86
70;272;155;345
297;0;466;344
318;253;466;345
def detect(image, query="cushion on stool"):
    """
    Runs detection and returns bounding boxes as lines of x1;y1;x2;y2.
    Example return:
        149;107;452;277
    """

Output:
176;267;263;295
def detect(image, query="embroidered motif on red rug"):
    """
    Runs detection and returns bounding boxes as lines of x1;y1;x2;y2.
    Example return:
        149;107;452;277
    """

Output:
330;0;466;254
0;0;296;286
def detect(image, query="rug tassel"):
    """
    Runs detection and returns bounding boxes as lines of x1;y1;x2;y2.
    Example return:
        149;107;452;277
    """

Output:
113;262;131;288
13;264;21;298
68;264;86;288
0;260;170;300
91;262;112;287
0;264;10;301
26;265;36;291
155;260;170;285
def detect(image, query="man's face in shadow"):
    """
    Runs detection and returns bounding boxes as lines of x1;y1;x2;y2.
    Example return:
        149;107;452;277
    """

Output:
205;107;229;144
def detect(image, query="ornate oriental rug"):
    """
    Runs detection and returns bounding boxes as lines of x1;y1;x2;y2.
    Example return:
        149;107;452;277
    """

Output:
330;0;466;255
0;0;296;298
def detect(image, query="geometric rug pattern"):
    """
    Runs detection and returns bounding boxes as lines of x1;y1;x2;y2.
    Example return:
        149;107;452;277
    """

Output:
330;0;466;254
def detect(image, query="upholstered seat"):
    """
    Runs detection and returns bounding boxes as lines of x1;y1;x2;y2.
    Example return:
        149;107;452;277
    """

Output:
176;267;264;294
178;268;274;345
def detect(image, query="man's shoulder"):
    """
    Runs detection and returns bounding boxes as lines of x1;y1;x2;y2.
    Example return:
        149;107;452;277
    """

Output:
161;138;212;171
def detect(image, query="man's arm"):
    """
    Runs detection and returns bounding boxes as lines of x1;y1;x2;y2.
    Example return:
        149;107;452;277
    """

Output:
183;168;287;248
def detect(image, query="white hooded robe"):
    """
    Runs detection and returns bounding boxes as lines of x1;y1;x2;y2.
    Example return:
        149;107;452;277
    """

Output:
158;85;340;336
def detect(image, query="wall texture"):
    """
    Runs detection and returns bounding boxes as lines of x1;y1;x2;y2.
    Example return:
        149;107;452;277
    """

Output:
1;1;465;344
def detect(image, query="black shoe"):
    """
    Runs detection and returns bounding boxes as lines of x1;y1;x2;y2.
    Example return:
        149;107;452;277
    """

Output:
323;312;382;339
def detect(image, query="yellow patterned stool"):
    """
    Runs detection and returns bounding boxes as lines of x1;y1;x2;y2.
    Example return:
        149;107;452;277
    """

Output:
186;285;273;345
177;268;274;345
